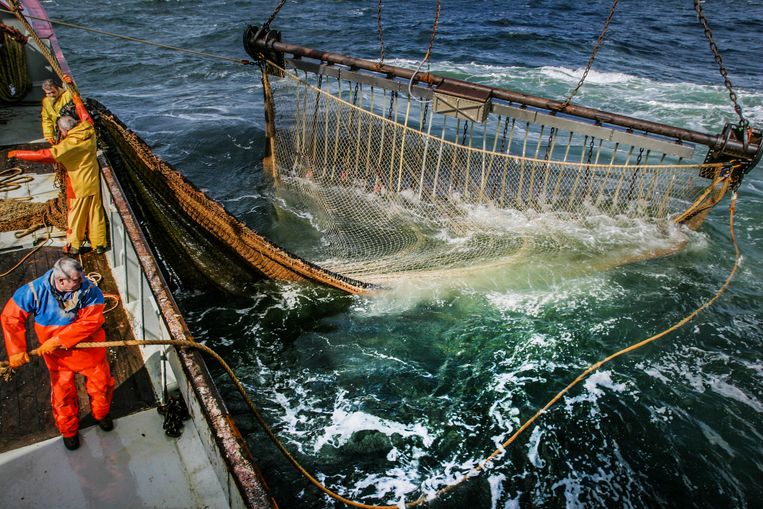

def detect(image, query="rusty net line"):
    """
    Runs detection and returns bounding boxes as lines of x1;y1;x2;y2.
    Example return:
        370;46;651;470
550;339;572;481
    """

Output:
261;63;727;283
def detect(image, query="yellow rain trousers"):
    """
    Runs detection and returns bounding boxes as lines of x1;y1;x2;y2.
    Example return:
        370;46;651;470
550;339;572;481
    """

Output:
49;121;106;249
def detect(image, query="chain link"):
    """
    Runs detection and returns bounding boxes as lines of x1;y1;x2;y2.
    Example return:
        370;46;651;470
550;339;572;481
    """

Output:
693;0;747;127
377;0;385;66
562;0;618;109
423;0;441;63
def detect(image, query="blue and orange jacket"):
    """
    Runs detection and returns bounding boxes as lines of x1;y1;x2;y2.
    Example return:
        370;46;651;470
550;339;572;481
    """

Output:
1;269;106;371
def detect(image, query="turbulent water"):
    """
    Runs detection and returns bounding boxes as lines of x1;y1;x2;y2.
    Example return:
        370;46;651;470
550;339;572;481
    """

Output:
45;0;763;507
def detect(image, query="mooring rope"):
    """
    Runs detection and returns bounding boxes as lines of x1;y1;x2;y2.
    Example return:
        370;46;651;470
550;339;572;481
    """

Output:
0;189;742;507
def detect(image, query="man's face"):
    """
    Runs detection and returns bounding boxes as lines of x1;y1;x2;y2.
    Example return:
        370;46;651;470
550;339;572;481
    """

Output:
54;271;83;293
43;85;60;98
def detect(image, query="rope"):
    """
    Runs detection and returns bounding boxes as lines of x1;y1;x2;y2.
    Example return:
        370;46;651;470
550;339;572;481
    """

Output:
84;270;120;313
427;191;743;503
4;2;75;94
0;192;742;507
0;167;34;192
0;20;31;102
0;220;53;279
0;7;255;67
561;0;618;109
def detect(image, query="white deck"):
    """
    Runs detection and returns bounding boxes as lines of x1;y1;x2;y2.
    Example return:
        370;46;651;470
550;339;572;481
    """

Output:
0;409;227;509
0;105;47;146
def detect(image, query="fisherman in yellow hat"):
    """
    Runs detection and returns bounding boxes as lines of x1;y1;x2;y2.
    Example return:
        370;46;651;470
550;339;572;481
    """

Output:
40;78;74;145
8;75;107;255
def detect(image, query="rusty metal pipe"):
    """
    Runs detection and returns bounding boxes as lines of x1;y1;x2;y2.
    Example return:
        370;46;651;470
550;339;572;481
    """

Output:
247;33;760;161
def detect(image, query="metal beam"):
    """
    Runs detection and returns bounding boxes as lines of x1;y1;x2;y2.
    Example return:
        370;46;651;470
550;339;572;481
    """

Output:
245;28;760;161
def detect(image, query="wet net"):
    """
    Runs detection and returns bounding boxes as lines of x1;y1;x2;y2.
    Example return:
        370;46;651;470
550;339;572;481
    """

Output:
259;62;729;284
91;100;372;294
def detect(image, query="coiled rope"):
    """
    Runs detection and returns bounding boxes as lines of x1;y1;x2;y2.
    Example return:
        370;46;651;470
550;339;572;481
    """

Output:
0;21;31;101
0;167;34;192
0;189;742;508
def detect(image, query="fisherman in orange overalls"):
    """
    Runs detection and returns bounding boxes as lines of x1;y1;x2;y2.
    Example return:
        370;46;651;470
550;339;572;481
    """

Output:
9;75;107;255
1;257;114;450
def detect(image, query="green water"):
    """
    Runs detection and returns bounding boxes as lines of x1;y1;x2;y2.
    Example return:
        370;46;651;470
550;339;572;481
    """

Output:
177;208;761;507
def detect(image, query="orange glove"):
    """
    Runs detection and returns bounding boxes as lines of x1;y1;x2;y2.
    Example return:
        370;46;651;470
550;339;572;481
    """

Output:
36;337;62;355
7;149;54;163
8;352;30;369
62;74;74;85
46;138;56;145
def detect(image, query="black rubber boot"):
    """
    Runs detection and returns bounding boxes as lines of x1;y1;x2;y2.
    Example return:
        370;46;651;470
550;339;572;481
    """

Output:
97;414;114;432
63;433;80;451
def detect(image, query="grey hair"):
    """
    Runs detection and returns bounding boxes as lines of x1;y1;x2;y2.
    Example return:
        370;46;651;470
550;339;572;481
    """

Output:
52;257;83;280
57;115;78;132
42;79;59;91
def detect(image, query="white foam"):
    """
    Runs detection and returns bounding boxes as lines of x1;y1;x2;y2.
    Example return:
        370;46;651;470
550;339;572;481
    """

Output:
312;406;434;453
564;371;629;412
540;66;635;85
526;426;545;469
487;473;507;509
708;378;763;413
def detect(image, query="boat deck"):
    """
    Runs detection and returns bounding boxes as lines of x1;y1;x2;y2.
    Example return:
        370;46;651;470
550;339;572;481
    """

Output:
0;161;231;508
0;246;156;452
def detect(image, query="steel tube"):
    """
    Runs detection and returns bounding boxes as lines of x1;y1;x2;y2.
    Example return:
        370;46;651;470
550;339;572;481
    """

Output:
247;33;760;160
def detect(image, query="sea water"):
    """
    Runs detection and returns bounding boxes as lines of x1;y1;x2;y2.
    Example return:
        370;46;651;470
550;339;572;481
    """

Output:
47;0;763;506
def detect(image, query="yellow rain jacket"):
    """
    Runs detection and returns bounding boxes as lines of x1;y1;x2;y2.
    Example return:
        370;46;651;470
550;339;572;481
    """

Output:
49;121;99;198
41;88;74;141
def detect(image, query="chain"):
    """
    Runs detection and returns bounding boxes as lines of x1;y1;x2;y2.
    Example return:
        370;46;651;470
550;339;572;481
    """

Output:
562;0;618;108
693;0;747;127
253;0;288;42
543;127;556;160
423;0;441;63
261;0;287;32
500;117;510;152
376;0;385;66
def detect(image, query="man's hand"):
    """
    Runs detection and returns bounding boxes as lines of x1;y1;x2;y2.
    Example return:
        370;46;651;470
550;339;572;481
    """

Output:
62;74;74;85
46;138;56;145
36;337;62;355
7;150;18;159
8;352;30;369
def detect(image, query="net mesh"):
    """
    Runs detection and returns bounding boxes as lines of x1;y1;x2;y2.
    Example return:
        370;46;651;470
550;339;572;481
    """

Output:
264;64;727;283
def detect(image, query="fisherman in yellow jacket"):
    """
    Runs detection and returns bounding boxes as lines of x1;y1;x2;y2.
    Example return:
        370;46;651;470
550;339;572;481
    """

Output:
9;76;107;255
40;78;74;145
